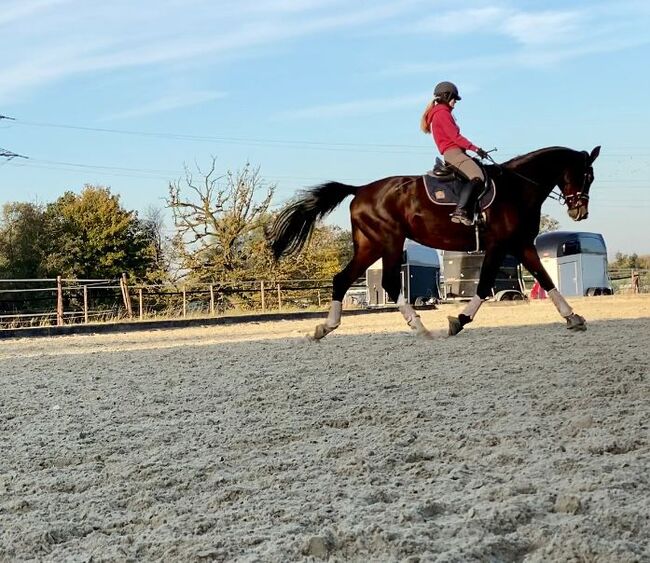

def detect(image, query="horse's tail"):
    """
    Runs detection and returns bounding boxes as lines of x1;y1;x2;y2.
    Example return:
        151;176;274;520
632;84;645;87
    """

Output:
267;182;359;260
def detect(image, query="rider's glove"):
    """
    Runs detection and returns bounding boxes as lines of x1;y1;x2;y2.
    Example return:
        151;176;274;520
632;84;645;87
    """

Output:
476;147;489;159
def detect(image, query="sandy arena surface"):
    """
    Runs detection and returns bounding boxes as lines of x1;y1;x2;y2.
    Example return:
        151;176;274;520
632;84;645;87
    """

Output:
1;295;649;562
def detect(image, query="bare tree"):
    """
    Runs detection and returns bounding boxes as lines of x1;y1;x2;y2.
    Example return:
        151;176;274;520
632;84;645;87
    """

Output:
539;213;560;233
167;157;275;281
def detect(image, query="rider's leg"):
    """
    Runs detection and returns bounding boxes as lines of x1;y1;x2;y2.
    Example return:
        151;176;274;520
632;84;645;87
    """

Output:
443;148;485;226
453;178;484;225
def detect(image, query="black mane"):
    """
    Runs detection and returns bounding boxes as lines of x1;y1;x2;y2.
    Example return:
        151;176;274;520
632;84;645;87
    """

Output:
502;146;575;168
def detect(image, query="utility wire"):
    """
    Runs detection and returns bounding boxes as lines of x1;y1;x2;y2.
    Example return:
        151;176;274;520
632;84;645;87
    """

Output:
10;117;650;157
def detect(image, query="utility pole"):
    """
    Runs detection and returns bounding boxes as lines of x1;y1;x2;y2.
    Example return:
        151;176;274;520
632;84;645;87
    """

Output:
0;114;28;161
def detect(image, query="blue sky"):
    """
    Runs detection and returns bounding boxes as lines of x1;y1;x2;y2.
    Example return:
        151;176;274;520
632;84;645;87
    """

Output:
1;0;649;255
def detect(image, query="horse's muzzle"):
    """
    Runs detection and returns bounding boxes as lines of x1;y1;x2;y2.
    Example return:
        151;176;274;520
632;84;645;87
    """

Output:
568;205;589;221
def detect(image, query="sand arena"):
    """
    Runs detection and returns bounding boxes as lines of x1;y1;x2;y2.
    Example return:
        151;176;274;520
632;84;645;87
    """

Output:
1;295;648;562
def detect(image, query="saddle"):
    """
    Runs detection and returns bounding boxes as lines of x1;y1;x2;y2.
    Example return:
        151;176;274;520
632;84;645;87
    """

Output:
423;158;496;212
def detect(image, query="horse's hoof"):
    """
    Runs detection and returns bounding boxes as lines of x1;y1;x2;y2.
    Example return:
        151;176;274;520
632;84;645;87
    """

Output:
447;316;464;336
417;329;434;340
309;323;334;341
566;313;587;331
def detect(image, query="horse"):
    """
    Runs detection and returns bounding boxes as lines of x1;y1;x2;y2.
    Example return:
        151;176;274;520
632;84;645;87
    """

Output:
266;145;601;339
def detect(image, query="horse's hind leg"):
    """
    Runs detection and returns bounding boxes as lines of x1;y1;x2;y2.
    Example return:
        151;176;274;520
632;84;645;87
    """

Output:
381;245;433;338
518;243;586;331
310;228;379;341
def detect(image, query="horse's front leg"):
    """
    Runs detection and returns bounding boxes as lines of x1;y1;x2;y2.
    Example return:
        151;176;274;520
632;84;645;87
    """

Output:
518;244;586;331
448;247;505;336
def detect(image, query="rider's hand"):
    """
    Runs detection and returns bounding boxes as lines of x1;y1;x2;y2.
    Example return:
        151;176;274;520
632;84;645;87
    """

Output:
476;147;489;159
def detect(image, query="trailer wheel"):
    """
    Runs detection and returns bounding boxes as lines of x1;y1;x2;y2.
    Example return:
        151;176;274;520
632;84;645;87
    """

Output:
494;289;525;301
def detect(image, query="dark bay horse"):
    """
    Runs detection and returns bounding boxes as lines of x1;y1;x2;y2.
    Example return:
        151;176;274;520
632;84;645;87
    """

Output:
267;146;601;339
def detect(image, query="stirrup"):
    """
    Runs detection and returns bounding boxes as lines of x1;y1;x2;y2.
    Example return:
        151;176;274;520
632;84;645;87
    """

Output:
450;210;472;226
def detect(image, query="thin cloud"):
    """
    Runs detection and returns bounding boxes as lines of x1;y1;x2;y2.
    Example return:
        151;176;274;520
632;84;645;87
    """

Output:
103;91;228;121
274;94;425;121
382;1;650;74
0;0;72;27
502;10;581;46
0;1;418;104
410;6;582;46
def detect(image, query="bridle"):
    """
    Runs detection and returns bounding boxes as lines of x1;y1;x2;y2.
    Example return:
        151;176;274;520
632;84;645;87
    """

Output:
561;153;592;209
485;151;591;208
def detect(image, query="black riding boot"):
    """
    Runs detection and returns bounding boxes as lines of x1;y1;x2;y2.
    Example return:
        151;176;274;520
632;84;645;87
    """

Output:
450;178;482;226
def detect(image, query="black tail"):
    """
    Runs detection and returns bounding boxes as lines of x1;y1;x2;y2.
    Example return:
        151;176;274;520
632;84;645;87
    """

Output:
266;182;359;260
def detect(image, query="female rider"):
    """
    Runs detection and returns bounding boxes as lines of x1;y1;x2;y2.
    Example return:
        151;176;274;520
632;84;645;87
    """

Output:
420;81;489;226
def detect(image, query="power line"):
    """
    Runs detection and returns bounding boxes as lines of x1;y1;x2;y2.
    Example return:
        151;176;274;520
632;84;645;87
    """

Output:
0;115;28;161
10;116;650;157
13;118;432;154
0;147;28;160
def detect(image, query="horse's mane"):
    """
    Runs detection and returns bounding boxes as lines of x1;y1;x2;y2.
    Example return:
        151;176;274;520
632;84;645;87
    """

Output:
502;146;575;168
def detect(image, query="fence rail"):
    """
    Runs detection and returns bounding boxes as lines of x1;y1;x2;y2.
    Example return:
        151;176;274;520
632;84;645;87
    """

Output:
0;276;366;329
0;268;646;329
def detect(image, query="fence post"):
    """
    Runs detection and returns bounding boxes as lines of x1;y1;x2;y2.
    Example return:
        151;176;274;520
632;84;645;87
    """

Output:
209;284;215;315
83;285;89;324
317;290;321;308
138;288;144;320
121;273;133;319
277;283;282;311
260;281;266;312
182;285;187;317
56;275;64;326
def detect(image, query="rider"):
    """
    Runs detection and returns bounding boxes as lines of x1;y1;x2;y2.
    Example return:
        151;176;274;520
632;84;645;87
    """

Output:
421;81;489;226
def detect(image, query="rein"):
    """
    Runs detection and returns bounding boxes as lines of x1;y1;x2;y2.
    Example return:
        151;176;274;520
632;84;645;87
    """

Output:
485;151;590;207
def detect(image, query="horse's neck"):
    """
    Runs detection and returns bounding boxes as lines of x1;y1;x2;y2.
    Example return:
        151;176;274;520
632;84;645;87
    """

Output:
507;148;573;200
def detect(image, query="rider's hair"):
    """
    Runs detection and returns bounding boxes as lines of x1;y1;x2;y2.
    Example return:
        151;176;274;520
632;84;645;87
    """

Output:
420;98;446;134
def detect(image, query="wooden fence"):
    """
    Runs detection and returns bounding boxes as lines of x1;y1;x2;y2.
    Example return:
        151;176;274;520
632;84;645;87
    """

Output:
0;276;366;328
0;269;646;329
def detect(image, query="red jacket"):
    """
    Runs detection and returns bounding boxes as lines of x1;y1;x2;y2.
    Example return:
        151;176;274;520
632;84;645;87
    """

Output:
429;103;478;154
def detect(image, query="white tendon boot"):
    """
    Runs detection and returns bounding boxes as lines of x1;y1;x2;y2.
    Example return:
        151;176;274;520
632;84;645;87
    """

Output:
548;289;586;331
311;300;342;340
398;294;432;338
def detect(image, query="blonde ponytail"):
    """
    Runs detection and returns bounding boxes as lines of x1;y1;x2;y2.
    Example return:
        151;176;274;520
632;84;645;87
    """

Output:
420;99;435;134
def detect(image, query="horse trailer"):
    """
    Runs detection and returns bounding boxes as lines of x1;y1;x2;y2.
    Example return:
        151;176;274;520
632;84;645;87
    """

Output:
441;251;525;300
535;231;612;296
366;240;441;306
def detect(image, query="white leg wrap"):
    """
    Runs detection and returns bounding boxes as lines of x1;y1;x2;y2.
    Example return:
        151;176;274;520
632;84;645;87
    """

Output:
326;300;342;328
461;295;483;319
398;294;430;335
397;293;417;324
548;288;573;317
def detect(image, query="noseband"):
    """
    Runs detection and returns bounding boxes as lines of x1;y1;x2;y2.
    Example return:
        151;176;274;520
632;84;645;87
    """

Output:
555;153;591;208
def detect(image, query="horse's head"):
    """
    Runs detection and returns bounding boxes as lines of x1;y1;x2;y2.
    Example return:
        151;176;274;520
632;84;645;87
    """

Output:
560;146;600;221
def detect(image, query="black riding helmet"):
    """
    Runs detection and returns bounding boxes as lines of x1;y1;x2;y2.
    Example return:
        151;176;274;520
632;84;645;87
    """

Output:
433;81;461;102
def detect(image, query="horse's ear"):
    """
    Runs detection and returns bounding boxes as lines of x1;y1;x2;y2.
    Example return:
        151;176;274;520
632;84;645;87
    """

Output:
589;145;601;163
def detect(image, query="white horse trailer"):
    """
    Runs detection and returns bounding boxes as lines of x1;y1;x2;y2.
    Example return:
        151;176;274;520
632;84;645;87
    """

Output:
367;240;441;305
535;231;612;296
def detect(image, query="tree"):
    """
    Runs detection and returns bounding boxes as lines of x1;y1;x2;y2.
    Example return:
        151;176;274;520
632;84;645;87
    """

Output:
0;202;46;278
41;185;157;279
167;158;275;282
539;214;560;233
246;223;352;282
167;158;354;284
140;205;174;283
611;252;649;270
